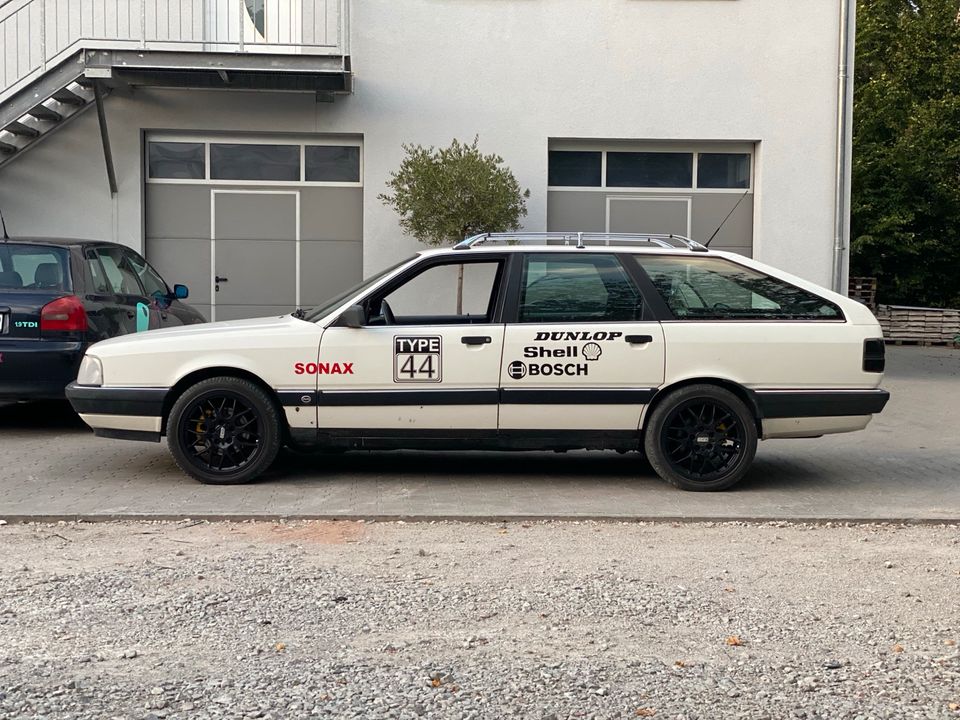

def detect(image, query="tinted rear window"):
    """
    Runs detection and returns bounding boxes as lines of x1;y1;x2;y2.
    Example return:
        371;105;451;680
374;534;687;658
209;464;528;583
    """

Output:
0;245;71;292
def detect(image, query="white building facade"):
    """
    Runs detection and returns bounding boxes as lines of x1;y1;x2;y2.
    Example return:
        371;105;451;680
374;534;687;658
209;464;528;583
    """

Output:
0;0;854;321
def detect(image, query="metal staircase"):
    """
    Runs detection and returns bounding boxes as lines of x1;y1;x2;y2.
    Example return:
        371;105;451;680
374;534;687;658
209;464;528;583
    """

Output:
0;0;351;171
0;59;97;168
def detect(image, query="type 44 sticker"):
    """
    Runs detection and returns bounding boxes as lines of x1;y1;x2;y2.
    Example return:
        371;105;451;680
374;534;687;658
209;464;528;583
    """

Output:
394;336;442;383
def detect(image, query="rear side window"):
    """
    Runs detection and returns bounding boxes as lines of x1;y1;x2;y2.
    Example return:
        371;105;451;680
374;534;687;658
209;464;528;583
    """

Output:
95;247;144;296
0;245;70;292
635;256;842;320
518;254;642;323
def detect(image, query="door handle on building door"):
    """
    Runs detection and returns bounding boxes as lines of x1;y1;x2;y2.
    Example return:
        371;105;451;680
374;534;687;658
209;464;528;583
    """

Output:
215;276;229;293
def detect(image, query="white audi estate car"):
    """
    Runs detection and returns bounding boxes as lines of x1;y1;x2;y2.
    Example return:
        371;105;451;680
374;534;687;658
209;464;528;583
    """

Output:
66;233;889;491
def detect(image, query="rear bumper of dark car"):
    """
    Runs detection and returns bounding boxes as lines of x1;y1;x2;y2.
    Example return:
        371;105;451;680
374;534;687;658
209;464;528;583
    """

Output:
0;340;85;399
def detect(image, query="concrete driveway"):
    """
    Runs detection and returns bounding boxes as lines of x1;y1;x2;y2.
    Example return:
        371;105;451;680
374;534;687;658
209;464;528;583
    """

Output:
0;346;957;522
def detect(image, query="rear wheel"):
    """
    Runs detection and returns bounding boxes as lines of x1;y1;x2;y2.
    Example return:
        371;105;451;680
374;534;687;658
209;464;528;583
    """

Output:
167;377;281;484
643;384;757;491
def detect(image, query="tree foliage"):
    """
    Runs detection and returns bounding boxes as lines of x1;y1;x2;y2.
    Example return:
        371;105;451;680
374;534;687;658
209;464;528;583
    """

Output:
378;137;530;246
851;0;960;307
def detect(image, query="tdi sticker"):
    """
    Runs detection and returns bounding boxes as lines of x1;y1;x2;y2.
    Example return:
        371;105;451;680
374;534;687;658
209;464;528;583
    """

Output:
394;336;442;383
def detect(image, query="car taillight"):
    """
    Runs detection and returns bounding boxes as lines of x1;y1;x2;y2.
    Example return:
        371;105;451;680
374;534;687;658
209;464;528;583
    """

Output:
863;338;885;373
41;296;88;333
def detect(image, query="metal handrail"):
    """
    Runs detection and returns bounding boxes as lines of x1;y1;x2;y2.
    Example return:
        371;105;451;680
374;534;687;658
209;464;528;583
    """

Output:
453;232;710;252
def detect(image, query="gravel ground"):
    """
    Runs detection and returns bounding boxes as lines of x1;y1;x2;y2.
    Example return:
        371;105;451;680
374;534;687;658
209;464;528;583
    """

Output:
0;520;958;720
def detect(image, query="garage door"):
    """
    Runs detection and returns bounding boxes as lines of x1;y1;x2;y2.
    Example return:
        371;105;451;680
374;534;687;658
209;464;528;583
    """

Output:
144;135;363;322
547;143;754;256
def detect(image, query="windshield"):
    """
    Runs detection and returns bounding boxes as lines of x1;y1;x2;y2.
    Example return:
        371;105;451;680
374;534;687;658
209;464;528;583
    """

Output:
301;256;417;322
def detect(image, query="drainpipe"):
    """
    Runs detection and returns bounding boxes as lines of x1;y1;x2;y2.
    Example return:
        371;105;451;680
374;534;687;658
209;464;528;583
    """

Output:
832;0;856;293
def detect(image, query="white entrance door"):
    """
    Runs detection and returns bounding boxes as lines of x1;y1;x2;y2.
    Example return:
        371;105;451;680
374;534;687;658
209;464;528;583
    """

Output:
498;252;665;431
211;190;300;322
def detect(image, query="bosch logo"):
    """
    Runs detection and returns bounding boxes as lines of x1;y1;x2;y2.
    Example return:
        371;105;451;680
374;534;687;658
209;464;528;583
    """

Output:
507;361;527;379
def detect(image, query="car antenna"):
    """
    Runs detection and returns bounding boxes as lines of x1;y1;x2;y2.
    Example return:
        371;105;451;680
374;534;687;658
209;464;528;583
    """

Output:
704;188;750;247
0;207;9;241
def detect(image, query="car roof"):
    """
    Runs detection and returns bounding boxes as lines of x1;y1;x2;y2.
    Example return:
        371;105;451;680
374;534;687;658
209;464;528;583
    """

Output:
419;245;718;257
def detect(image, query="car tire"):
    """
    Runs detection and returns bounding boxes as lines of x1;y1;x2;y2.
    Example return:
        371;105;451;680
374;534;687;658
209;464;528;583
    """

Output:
643;384;758;492
167;376;281;485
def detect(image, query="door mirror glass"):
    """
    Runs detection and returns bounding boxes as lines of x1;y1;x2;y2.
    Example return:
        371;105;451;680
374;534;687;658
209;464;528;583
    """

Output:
173;284;189;299
339;304;366;328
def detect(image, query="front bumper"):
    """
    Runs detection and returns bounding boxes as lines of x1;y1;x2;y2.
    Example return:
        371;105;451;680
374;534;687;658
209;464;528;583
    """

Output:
66;383;168;442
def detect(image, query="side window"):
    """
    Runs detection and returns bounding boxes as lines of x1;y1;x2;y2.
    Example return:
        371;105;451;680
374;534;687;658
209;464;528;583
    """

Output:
372;261;502;325
636;256;842;320
518;254;642;323
125;250;169;298
95;247;144;296
85;253;111;294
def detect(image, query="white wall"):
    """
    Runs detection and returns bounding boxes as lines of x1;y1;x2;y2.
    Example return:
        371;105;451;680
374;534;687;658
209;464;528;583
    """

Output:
0;0;843;287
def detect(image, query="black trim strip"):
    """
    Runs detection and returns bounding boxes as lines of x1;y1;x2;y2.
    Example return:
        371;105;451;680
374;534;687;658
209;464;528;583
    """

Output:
500;388;655;405
279;388;657;407
320;389;500;407
66;383;167;416
310;428;640;452
753;389;890;419
92;428;161;442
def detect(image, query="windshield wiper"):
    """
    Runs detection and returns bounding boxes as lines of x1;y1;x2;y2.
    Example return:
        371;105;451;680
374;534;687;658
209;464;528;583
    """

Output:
291;307;307;320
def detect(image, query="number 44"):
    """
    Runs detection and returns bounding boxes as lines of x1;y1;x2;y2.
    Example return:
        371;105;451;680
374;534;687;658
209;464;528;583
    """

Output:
400;354;436;378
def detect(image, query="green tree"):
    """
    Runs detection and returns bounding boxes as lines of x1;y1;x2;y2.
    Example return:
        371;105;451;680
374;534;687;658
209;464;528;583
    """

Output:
851;0;960;308
379;137;530;311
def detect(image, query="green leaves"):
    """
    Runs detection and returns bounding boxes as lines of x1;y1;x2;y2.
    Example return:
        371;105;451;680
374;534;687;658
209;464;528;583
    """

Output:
852;0;960;307
378;137;530;247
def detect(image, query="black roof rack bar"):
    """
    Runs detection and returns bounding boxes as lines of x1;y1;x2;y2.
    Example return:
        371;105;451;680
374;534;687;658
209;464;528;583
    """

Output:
453;232;709;252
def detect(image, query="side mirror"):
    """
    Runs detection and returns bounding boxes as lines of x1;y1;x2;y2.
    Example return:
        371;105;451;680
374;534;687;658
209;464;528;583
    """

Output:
339;304;366;328
173;284;189;299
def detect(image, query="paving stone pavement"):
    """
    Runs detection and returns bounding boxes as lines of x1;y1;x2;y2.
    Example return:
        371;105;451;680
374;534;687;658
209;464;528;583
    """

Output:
0;346;957;522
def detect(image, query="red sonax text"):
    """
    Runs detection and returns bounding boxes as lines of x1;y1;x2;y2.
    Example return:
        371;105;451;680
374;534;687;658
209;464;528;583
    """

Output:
294;362;354;375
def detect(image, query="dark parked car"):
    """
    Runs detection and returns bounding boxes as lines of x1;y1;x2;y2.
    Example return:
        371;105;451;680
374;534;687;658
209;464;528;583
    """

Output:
0;238;205;400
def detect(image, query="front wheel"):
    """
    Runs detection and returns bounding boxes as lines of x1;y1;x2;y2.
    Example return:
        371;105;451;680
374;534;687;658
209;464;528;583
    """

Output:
167;376;281;484
643;384;757;491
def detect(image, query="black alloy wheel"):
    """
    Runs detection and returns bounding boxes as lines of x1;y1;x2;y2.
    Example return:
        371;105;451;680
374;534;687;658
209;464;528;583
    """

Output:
168;377;281;484
644;384;758;491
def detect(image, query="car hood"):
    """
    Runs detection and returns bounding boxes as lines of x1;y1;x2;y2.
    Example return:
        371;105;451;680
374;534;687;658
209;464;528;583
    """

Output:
89;314;309;353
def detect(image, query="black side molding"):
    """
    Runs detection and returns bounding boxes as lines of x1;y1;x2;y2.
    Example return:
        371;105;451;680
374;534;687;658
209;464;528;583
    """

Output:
93;428;161;442
752;389;890;419
66;383;168;416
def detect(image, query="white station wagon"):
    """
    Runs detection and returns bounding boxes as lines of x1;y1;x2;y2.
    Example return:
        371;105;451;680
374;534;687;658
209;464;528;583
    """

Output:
66;233;889;491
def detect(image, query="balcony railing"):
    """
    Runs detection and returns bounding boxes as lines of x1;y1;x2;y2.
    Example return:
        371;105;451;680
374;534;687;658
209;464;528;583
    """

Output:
0;0;348;101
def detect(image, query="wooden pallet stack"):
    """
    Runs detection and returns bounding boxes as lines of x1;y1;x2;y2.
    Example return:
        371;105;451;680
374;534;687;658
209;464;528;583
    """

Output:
848;277;877;311
876;304;960;345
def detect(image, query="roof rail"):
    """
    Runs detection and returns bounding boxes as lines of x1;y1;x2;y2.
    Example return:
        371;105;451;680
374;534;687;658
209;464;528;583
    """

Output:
452;232;709;252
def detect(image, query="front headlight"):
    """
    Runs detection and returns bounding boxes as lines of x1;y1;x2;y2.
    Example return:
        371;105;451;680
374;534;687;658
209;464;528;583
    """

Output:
77;355;103;387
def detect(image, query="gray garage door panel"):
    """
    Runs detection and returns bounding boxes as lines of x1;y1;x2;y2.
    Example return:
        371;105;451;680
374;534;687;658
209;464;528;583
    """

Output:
546;191;606;233
146;186;211;240
213;239;297;308
300;187;363;241
300;240;363;306
608;197;689;236
214;193;298;242
144;237;212;306
690;194;754;255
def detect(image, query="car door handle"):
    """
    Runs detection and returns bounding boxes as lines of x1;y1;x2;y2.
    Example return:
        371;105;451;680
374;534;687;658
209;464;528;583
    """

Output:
461;336;492;345
625;334;654;345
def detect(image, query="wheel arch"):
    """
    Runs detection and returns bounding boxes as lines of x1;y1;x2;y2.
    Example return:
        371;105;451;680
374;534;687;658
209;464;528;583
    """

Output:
643;377;762;438
160;366;287;436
